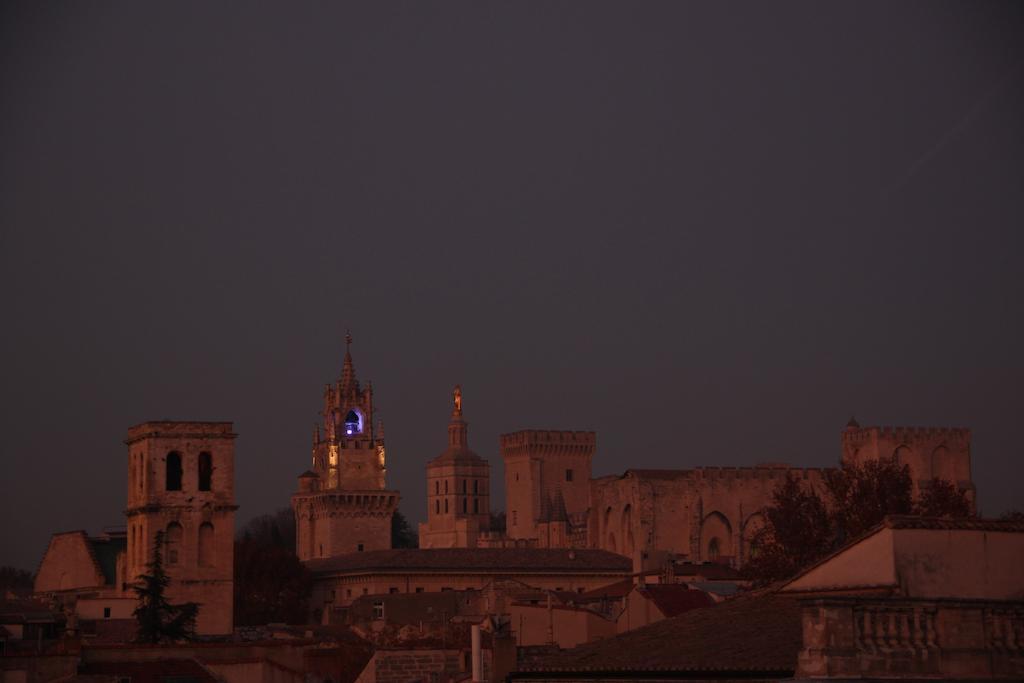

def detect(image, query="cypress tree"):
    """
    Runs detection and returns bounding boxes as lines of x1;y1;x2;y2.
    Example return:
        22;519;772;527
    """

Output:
133;530;200;643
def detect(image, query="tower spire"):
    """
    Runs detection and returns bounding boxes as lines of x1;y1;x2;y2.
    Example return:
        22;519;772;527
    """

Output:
341;330;356;395
448;384;468;449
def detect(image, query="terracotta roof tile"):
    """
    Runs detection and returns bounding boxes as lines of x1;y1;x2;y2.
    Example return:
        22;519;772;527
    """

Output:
883;515;1024;532
80;658;220;683
306;548;631;575
672;561;742;580
637;585;716;617
515;592;801;675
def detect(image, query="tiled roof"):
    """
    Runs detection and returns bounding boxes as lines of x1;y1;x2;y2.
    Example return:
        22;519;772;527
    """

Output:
515;592;801;675
87;536;126;586
637;584;716;617
0;598;60;624
427;447;488;467
779;515;1024;593
579;579;634;600
883;515;1024;532
672;561;742;580
306;548;631;575
79;658;220;683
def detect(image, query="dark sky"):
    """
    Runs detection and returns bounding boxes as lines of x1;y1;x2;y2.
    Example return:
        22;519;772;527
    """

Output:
2;2;1022;570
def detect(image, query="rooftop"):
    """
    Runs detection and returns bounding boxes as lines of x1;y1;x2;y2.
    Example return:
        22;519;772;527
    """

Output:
306;548;631;575
515;592;801;676
636;584;716;617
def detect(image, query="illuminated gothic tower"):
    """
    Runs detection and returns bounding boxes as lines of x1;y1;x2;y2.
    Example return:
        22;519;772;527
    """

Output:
418;386;491;548
292;334;399;561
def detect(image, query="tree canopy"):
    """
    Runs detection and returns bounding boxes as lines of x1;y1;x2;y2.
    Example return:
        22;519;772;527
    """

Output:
0;566;34;597
743;460;973;584
239;507;296;550
234;537;313;626
133;531;199;643
391;510;418;548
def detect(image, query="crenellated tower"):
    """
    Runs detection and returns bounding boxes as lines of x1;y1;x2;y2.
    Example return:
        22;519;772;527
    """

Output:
841;419;975;508
502;429;594;548
292;334;399;561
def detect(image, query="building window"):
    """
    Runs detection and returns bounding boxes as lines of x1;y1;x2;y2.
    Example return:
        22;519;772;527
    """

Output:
444;480;449;494
512;510;517;526
198;452;212;491
415;587;424;593
103;607;111;619
441;587;453;592
357;543;364;552
319;544;323;557
435;481;439;495
565;469;573;482
473;498;479;514
165;452;182;491
708;537;720;562
389;587;399;594
445;499;449;514
346;589;352;598
344;409;362;436
372;601;384;619
435;500;440;514
462;479;467;494
198;523;215;567
515;472;519;482
462;498;467;513
473;479;479;494
362;588;368;595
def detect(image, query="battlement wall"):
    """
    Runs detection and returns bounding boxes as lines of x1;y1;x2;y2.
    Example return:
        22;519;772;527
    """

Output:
500;430;596;448
692;465;834;481
500;430;596;460
126;421;236;443
293;491;399;511
842;425;971;445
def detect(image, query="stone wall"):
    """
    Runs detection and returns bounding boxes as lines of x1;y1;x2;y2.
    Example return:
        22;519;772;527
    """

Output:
356;648;490;683
797;597;1024;679
841;424;974;503
34;532;105;592
589;466;830;567
124;421;237;635
502;431;595;544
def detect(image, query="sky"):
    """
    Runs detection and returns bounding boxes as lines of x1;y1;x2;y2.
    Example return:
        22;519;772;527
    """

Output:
2;1;1022;571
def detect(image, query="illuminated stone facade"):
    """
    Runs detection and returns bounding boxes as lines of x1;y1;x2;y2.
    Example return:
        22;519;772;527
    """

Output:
841;422;975;503
492;419;974;569
588;420;975;568
124;420;238;635
292;335;399;561
502;430;594;549
418;386;492;548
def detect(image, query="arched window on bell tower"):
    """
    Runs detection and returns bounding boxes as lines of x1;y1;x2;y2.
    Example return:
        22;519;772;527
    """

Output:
166;452;182;491
198;452;212;491
343;410;362;436
166;523;183;565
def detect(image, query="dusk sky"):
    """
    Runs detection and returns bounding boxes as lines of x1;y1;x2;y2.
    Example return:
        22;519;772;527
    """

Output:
2;1;1022;570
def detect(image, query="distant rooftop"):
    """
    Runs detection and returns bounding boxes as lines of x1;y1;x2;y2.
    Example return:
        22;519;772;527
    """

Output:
306;548;631;575
514;592;801;676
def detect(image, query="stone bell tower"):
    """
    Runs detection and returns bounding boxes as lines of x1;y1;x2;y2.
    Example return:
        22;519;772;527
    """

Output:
292;333;399;561
124;421;237;635
418;386;491;548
